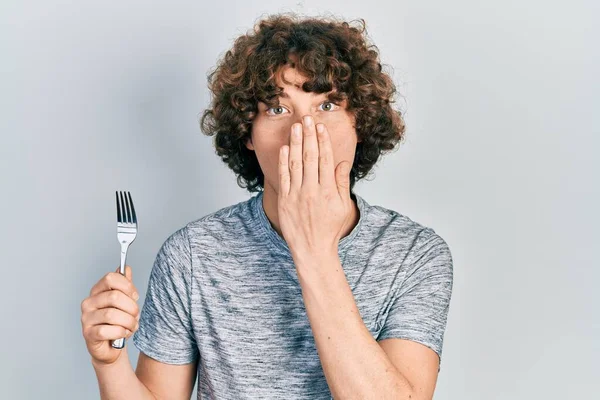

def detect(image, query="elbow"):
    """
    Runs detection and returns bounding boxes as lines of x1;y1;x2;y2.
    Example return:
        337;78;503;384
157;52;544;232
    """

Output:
389;380;421;400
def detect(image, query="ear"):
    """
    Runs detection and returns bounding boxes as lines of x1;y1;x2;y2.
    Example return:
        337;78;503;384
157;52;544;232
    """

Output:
245;137;254;151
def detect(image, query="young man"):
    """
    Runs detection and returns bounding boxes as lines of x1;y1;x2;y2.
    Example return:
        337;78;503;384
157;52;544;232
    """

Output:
85;13;453;400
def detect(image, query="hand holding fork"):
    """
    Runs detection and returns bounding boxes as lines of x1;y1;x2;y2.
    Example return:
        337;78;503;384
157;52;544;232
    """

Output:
80;191;140;366
112;191;138;349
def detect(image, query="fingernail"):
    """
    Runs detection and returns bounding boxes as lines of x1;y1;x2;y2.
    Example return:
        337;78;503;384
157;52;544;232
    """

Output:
316;124;324;133
303;115;313;126
293;124;302;138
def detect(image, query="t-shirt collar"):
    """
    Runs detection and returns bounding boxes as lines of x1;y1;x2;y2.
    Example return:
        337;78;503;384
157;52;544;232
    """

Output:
251;190;369;259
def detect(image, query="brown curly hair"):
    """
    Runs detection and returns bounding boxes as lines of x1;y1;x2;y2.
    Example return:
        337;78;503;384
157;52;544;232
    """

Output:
199;12;406;193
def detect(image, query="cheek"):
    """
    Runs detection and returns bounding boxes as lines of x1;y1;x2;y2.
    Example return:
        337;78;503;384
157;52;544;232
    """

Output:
252;119;289;147
324;114;356;142
319;112;355;139
250;126;289;165
328;129;358;164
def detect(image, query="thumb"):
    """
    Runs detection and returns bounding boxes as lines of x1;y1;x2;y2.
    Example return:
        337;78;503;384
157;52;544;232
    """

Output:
125;265;133;281
336;161;351;198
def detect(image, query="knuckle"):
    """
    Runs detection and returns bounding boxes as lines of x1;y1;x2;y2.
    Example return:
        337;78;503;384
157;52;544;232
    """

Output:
290;159;302;171
303;152;318;163
80;298;89;312
96;325;106;338
302;193;318;203
103;308;114;321
108;290;119;303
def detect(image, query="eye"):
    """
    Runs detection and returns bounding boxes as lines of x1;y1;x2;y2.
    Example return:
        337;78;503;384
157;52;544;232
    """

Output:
265;106;289;116
318;101;340;112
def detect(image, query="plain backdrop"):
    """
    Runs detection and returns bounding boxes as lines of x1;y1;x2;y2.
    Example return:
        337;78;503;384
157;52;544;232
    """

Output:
1;0;598;399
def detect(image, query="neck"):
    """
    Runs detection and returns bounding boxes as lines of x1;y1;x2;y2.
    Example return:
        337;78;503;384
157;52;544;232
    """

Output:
261;183;360;242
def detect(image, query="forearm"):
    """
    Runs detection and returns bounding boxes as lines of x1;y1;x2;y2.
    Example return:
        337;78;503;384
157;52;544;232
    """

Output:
92;350;156;400
295;252;414;399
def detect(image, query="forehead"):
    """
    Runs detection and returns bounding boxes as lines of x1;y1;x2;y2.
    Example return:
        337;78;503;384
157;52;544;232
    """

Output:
275;65;307;92
274;64;335;99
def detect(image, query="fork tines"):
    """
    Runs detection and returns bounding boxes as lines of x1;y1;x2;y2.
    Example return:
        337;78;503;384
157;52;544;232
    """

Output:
116;191;137;224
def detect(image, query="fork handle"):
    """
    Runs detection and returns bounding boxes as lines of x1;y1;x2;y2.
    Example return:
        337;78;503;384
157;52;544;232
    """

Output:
111;247;129;349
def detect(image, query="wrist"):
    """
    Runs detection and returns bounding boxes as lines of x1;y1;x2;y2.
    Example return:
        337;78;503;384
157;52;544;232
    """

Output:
293;249;340;273
91;351;127;371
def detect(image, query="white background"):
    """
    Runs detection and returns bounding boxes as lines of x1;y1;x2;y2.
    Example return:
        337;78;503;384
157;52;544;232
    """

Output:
1;0;598;398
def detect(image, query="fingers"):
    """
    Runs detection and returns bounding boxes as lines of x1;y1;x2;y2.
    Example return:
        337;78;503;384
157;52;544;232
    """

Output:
89;266;138;300
301;115;319;190
123;265;133;281
115;265;133;281
316;123;336;189
86;324;134;342
279;145;290;198
83;307;139;334
82;289;140;317
335;161;352;198
287;118;336;194
289;123;303;192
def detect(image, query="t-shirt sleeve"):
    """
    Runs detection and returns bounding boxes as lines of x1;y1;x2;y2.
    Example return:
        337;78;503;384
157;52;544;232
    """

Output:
131;226;199;364
377;228;454;372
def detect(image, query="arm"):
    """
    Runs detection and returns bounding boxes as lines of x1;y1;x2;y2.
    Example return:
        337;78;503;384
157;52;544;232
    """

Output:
92;226;199;399
296;252;416;400
378;338;440;400
92;350;197;400
135;352;198;400
92;350;154;400
296;229;453;399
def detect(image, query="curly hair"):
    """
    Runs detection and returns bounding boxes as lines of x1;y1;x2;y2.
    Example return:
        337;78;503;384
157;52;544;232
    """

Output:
199;13;406;193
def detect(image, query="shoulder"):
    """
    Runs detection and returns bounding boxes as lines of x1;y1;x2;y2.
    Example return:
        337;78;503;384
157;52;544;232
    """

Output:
156;196;256;259
358;195;453;272
184;196;254;233
360;196;449;250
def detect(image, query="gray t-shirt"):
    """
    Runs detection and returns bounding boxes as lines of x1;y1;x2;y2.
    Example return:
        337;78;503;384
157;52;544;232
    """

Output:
132;190;453;399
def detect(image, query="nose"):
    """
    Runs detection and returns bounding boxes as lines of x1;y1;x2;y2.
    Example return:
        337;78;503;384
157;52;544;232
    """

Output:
292;113;315;128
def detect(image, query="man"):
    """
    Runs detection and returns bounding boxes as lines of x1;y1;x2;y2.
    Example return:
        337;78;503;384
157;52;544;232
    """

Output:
83;13;453;400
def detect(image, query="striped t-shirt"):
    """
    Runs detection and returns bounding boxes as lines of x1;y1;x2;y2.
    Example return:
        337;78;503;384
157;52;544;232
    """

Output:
132;190;453;399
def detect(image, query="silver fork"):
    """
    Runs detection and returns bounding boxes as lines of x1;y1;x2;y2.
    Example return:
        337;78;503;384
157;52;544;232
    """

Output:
112;191;138;349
